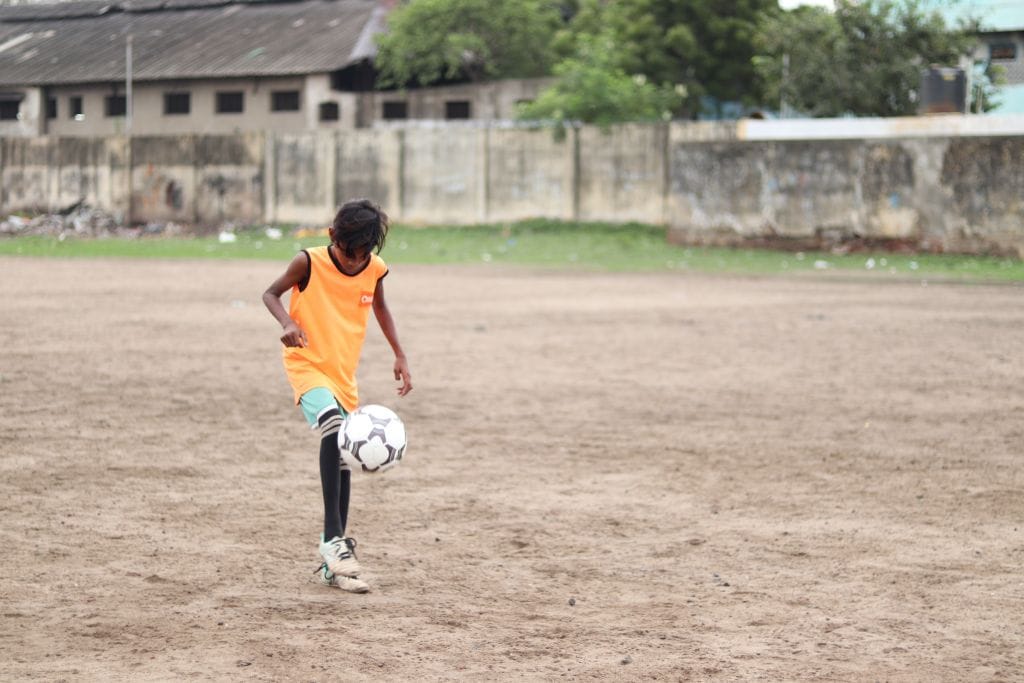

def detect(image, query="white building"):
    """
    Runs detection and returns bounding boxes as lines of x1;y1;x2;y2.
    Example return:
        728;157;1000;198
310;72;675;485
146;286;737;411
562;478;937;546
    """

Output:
0;0;551;137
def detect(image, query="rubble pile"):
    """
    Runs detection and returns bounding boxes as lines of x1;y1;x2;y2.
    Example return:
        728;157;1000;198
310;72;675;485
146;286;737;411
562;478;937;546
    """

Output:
0;202;175;238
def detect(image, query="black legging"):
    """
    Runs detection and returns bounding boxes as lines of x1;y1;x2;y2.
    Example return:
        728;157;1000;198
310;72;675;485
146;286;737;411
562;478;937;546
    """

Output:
317;407;351;541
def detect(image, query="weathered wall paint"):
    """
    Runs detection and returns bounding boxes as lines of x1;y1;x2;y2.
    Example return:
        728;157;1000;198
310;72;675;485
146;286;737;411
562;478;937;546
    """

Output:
578;124;668;226
1;118;1022;255
127;134;263;226
1;136;128;218
334;128;401;213
399;127;486;224
269;132;332;225
484;127;573;223
666;135;1024;255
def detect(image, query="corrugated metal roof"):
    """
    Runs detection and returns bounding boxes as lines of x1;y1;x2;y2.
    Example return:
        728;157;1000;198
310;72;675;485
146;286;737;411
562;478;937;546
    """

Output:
0;1;120;22
0;0;385;87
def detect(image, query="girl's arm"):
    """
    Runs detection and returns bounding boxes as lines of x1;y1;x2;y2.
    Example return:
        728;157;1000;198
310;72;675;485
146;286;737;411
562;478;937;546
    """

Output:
262;253;309;347
372;278;413;396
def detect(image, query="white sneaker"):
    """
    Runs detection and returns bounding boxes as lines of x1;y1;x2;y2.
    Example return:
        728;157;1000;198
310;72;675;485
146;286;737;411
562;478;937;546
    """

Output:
318;535;362;577
314;563;369;593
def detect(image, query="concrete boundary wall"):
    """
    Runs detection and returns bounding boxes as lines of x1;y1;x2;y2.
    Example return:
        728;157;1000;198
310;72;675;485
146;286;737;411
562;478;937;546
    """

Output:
1;116;1023;255
1;137;129;220
665;134;1024;255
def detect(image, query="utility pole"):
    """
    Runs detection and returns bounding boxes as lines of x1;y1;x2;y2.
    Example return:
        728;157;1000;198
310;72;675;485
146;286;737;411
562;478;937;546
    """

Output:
780;52;790;119
126;35;133;134
125;34;134;226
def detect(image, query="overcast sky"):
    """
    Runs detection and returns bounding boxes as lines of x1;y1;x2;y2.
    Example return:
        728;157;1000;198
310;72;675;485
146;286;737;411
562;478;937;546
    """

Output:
778;0;835;9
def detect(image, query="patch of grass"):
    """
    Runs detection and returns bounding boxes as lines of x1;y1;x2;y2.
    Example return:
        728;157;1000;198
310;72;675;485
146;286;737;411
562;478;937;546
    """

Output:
1;219;1021;283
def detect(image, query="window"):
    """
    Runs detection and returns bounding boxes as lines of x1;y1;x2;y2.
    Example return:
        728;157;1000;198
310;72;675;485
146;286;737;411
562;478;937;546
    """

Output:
164;92;191;115
445;100;471;119
105;95;126;117
47;97;57;120
216;91;244;114
382;101;408;120
0;100;19;120
70;96;84;121
991;43;1017;61
0;92;24;121
319;101;339;121
271;90;300;112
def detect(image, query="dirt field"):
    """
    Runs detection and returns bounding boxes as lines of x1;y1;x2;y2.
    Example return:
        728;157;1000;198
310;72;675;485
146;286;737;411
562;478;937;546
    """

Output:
1;255;1022;681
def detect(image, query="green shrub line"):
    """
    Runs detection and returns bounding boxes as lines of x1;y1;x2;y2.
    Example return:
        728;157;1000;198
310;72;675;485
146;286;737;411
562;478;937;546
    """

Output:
1;219;1021;283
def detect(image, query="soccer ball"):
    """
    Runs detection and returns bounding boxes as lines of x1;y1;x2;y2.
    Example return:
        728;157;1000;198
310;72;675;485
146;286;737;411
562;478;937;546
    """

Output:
339;404;407;473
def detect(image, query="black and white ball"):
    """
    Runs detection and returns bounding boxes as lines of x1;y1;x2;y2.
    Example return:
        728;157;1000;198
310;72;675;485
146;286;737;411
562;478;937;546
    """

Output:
339;404;407;473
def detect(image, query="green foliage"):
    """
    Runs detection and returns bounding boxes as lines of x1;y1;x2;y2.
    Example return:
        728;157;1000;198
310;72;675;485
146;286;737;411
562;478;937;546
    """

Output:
968;60;1006;114
374;0;562;87
517;32;683;129
753;0;1001;117
551;0;774;117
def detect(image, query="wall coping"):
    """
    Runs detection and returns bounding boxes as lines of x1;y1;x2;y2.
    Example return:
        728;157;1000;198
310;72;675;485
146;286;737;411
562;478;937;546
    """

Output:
736;114;1024;141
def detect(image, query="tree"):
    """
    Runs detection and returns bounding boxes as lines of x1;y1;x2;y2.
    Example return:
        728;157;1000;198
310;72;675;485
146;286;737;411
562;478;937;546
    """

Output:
517;31;683;130
753;0;1003;117
374;0;562;87
552;0;776;117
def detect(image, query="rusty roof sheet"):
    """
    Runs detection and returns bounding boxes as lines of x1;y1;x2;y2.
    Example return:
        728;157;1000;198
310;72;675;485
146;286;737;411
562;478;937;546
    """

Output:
0;0;385;87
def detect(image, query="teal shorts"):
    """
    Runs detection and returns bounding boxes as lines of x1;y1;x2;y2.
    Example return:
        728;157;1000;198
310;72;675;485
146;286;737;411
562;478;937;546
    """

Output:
299;387;349;428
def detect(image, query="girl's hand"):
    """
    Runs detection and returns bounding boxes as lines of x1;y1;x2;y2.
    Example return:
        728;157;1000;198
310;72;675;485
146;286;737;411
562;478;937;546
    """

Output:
394;357;413;396
281;321;308;347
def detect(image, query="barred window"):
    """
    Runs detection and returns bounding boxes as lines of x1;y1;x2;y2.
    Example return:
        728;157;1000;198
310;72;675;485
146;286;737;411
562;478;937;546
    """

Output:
216;91;244;114
164;92;191;115
271;90;300;112
382;101;408;119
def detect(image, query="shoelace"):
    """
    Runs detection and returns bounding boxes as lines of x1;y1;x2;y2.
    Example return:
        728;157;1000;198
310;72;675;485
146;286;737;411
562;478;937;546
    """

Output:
314;563;364;584
325;538;355;561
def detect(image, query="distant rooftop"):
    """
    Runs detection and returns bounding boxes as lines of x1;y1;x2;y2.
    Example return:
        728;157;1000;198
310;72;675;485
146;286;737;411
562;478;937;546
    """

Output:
0;0;386;87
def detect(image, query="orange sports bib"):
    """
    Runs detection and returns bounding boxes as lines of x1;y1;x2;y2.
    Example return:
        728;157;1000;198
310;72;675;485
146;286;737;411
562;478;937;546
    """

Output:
282;246;388;411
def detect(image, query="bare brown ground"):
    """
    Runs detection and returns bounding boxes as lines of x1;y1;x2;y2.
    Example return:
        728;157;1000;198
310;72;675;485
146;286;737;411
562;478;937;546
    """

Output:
1;256;1022;682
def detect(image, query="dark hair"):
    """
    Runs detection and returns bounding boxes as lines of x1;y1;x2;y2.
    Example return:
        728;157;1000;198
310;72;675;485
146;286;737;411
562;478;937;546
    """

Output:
331;199;389;258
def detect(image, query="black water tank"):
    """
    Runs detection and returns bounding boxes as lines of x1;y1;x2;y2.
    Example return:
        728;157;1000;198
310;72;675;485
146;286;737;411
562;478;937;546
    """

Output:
919;66;967;114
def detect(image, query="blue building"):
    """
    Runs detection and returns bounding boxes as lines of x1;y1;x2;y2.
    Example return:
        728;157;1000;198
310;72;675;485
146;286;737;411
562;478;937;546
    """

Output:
929;0;1024;114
